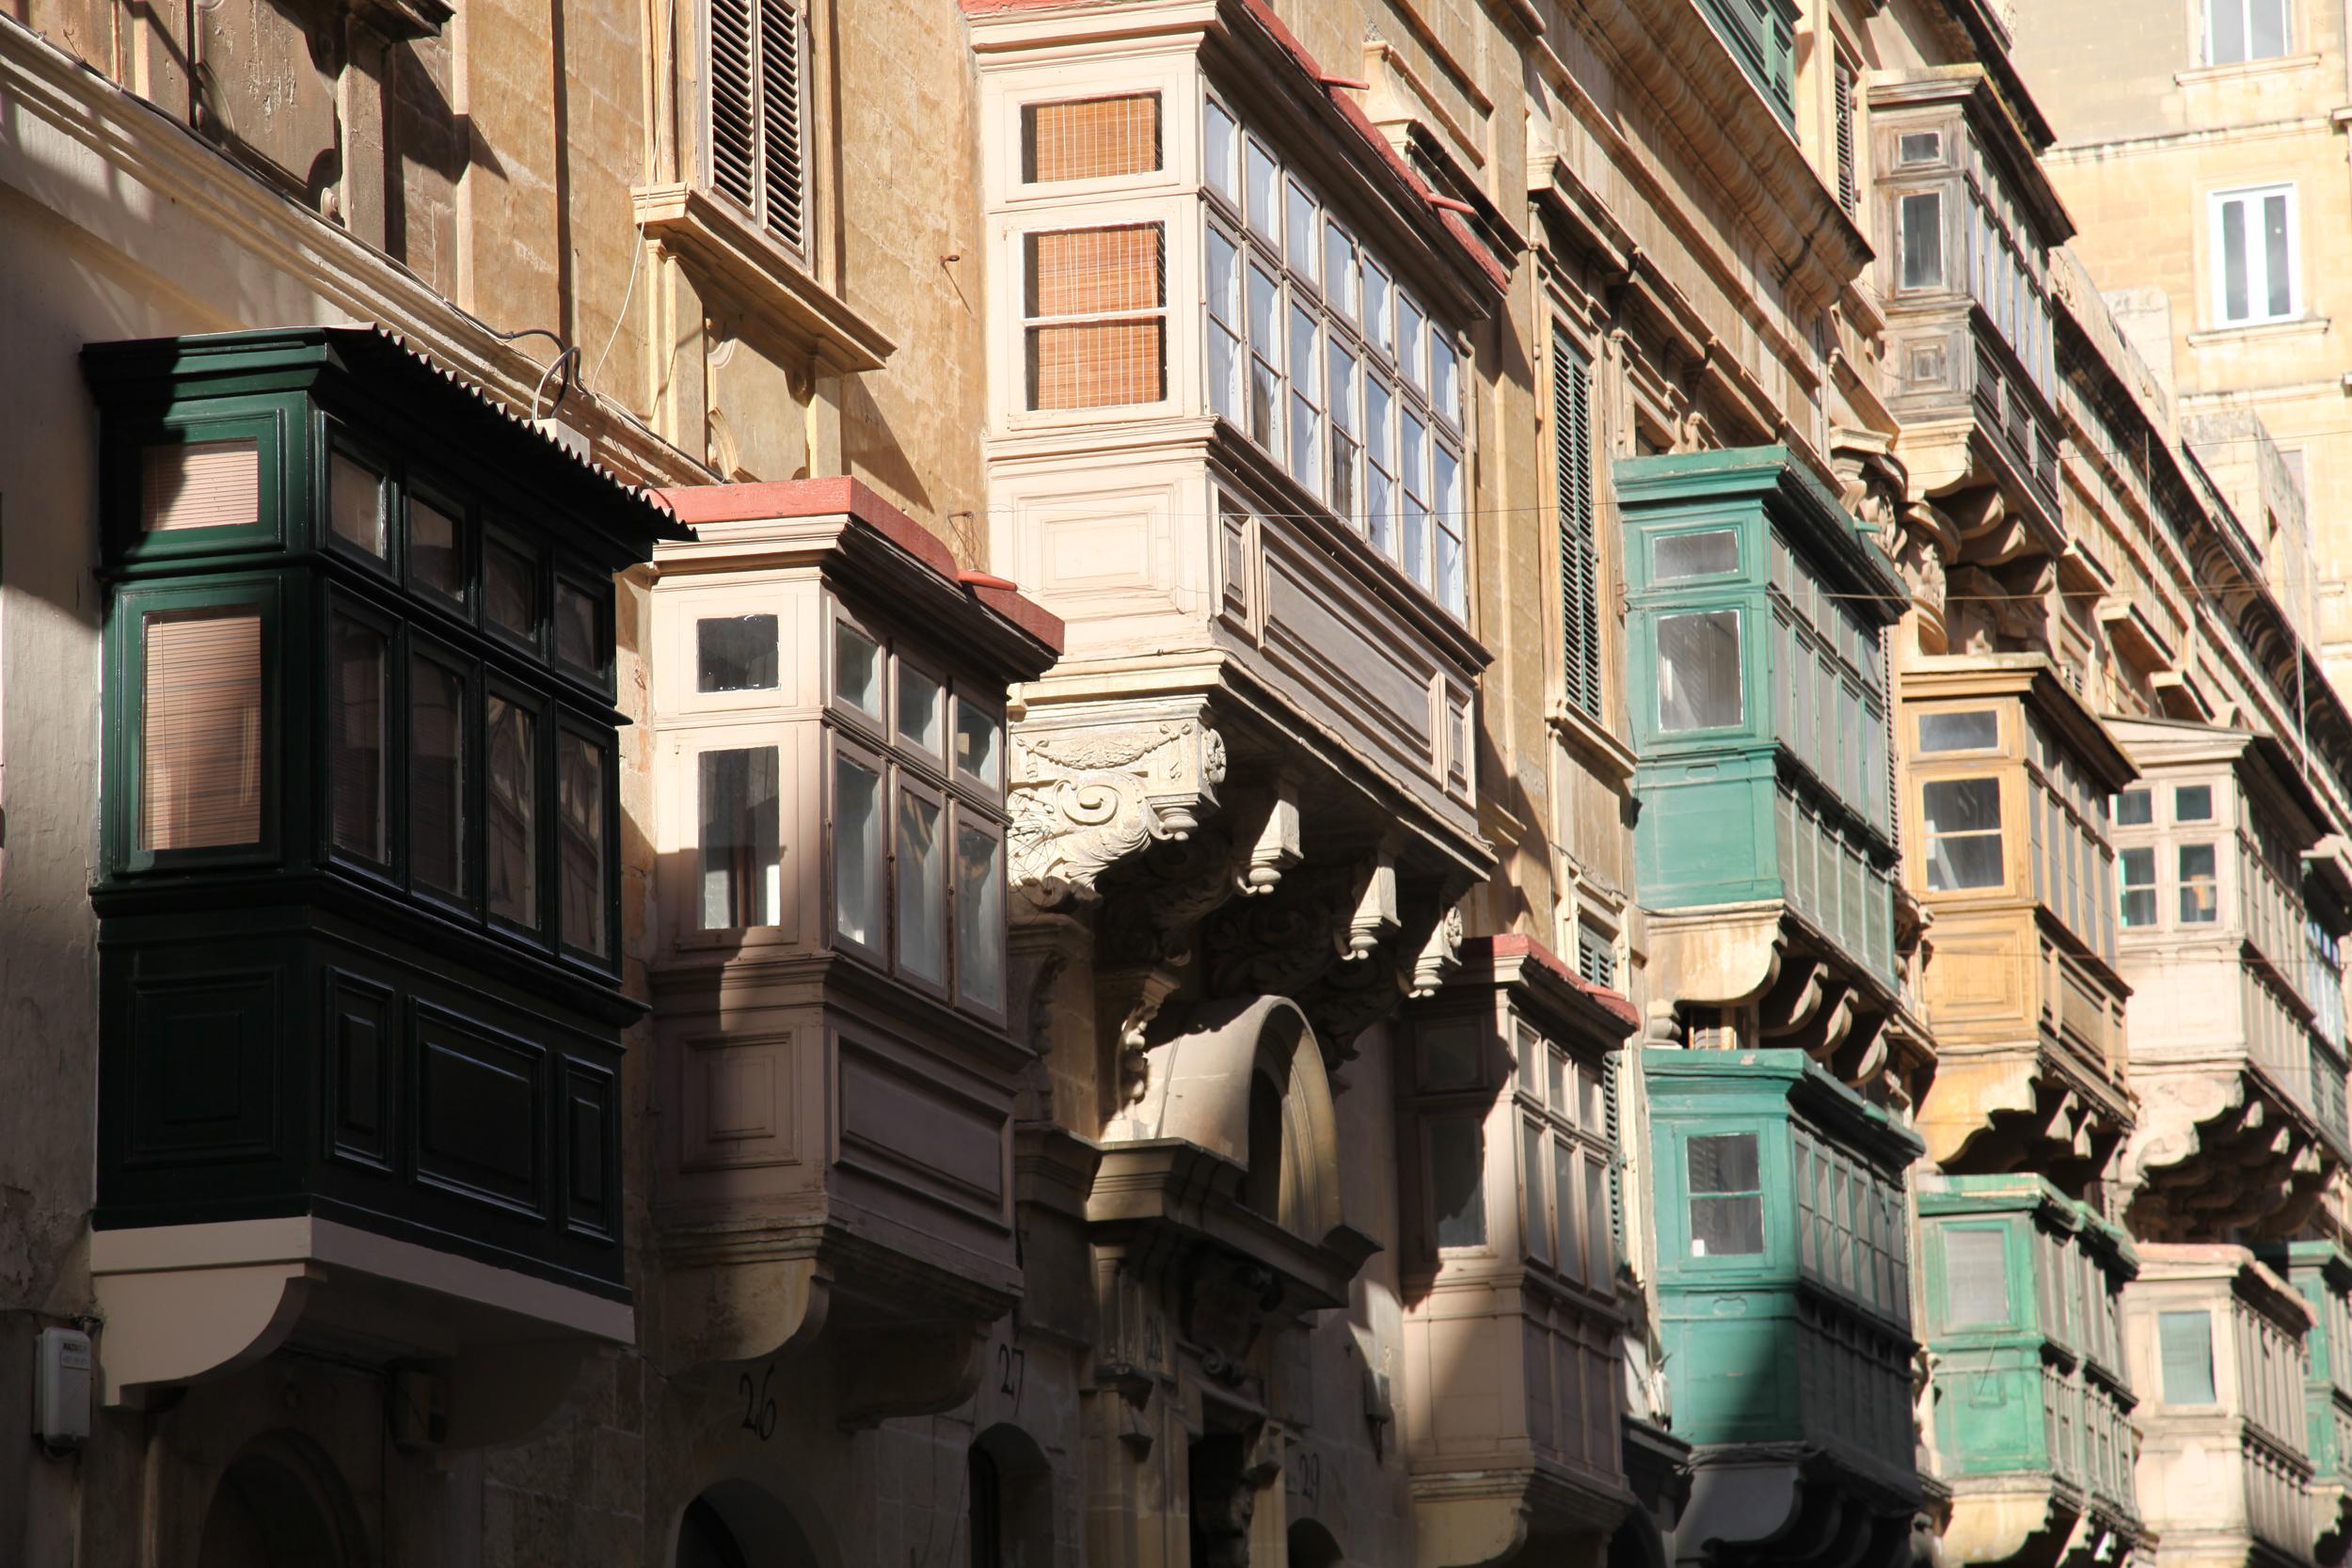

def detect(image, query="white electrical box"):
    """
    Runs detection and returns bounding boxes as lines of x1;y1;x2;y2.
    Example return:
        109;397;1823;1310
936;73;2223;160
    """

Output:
33;1327;91;1449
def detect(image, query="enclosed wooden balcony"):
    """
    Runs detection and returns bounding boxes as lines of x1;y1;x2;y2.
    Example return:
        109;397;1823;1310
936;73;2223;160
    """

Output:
2126;1245;2317;1568
2109;719;2348;1240
2262;1242;2352;1562
1917;1174;2141;1568
1644;1049;1923;1567
1901;655;2137;1182
1395;938;1643;1567
79;329;686;1433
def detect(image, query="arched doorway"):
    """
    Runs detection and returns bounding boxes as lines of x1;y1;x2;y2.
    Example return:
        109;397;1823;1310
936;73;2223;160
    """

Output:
675;1478;823;1568
1288;1518;1344;1568
970;1423;1054;1568
196;1433;361;1568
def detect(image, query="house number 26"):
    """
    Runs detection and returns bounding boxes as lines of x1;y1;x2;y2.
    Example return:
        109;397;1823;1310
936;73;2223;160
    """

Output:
739;1363;780;1441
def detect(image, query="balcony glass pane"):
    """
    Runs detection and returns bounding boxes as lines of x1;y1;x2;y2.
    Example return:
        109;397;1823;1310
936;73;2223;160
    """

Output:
1919;709;1998;752
897;790;946;983
2117;787;2152;825
1923;777;2004;891
1324;219;1356;318
1429;1116;1486;1249
1246;138;1279;239
1654;529;1739;580
1523;1123;1551;1266
486;696;537;926
898;666;944;754
329;451;387;557
327;614;387;861
957;825;1006;1010
2161;1309;2217;1405
142;608;264;852
955;699;1002;788
1900;192;1945;289
1364;259;1393;356
2180;843;2219;924
1656;610;1742;732
1204;98;1237;203
554;581;599;673
1687;1132;1763;1258
1553;1137;1580;1280
834;752;883;948
409;499;463;598
486;538;538;640
2176;784;2215;821
558;733;607;956
1944;1227;2010;1325
834;619;882;718
697;747;780;929
2121;846;2156;928
409;654;466;895
1285;178;1317;281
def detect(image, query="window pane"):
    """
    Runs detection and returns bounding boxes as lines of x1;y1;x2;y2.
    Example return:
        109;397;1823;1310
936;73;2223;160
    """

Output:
834;752;883;947
328;451;386;556
1689;1132;1760;1194
1692;1195;1765;1258
1654;530;1740;580
486;696;537;926
1204;99;1237;203
142;438;259;532
1585;1157;1611;1283
2176;784;2214;821
2265;193;2292;317
2160;1310;2217;1404
485;539;537;640
410;656;467;896
956;825;1006;1010
327;614;387;861
1285;178;1317;281
1399;294;1427;389
897;790;946;983
1324;219;1356;318
1657;610;1743;731
2251;0;2287;57
834;619;882;718
698;747;780;929
1246;138;1279;238
899;666;944;753
143;609;262;850
1431;335;1460;424
2121;846;2156;928
1022;92;1159;182
410;499;463;598
2180;842;2219;924
1900;192;1944;289
2222;198;2250;321
1944;1228;2010;1325
1551;1137;1579;1278
1919;709;1999;752
2116;787;2153;826
1402;411;1429;584
1364;260;1393;356
554;580;599;672
1429;1117;1486;1249
1924;777;2005;891
2213;0;2247;60
1025;226;1167;410
955;700;1001;787
1435;447;1464;617
558;733;607;956
1523;1123;1551;1267
699;614;778;692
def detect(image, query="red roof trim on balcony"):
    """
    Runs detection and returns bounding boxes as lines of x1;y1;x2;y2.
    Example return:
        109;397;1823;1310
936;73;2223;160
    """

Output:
959;0;1509;296
1474;933;1640;1030
655;477;1065;653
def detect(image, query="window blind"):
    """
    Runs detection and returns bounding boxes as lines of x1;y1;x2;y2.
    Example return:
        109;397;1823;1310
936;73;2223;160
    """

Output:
1024;225;1166;410
142;440;260;533
141;609;262;849
708;0;805;250
1023;94;1161;183
2159;1310;2216;1404
1833;56;1858;218
1553;327;1601;720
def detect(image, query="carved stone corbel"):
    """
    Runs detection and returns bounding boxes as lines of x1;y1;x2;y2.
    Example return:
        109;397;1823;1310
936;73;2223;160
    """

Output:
1009;709;1228;907
1410;907;1466;998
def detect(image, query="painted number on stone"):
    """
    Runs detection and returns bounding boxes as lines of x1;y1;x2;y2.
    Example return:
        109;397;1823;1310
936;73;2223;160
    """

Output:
997;1344;1026;1406
739;1363;780;1441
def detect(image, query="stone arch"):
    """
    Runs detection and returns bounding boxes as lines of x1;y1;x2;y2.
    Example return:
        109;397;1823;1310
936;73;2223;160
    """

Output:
196;1430;366;1568
1288;1518;1345;1568
971;1421;1055;1568
671;1477;826;1568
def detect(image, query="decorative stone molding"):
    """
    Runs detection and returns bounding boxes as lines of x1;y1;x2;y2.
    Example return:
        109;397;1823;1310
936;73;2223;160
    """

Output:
1410;907;1465;998
1009;708;1227;906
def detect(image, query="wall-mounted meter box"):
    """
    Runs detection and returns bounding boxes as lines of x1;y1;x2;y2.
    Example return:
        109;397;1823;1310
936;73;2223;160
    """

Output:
33;1327;91;1449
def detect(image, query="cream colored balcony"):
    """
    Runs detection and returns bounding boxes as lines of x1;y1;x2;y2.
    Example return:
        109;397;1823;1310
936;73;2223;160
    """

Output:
1395;938;1643;1567
1901;655;2137;1180
2126;1245;2317;1568
2110;720;2348;1241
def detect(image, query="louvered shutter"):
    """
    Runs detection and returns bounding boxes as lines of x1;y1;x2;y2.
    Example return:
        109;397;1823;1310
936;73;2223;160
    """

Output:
708;0;756;207
1834;55;1858;218
757;0;804;250
1553;326;1601;720
707;0;804;250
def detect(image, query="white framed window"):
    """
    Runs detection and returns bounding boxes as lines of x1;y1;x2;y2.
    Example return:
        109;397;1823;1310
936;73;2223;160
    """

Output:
2208;0;2291;64
706;0;807;252
1022;223;1168;410
2212;184;2299;325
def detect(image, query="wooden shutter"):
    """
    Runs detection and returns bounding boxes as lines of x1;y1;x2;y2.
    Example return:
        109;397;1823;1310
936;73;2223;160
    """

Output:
1553;326;1601;720
757;0;804;250
141;609;262;850
142;439;259;533
1024;94;1161;183
1025;225;1166;410
708;0;757;207
709;0;805;247
1834;55;1858;218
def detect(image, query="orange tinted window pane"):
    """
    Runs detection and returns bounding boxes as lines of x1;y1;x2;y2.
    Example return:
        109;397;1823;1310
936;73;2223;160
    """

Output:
1022;94;1160;182
142;610;262;849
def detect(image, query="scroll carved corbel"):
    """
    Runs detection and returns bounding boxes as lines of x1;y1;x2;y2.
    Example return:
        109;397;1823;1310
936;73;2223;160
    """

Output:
1009;718;1227;907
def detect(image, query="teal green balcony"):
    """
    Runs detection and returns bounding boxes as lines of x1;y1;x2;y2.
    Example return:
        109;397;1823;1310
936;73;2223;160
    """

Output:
1618;449;1915;1083
1918;1174;2140;1565
1695;0;1800;127
1645;1049;1923;1560
2263;1242;2352;1560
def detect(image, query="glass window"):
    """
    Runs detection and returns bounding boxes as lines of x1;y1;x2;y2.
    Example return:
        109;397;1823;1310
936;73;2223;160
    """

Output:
1431;334;1460;425
485;537;538;641
1204;98;1238;204
327;613;387;861
898;665;944;754
1288;302;1321;495
142;608;263;851
1656;610;1743;732
1585;1157;1611;1284
834;619;882;719
1323;219;1357;318
2180;843;2220;924
1285;178;1317;281
897;788;946;984
1923;777;2005;891
1918;709;1999;752
956;823;1005;1010
698;747;780;929
1021;92;1160;182
1207;227;1242;424
410;654;467;896
2121;846;2157;927
558;733;607;956
1401;411;1429;586
1429;1116;1486;1249
2176;784;2215;821
699;614;778;692
1943;1228;2010;1325
1247;261;1282;451
2160;1310;2217;1404
955;699;1001;788
1327;338;1360;518
1522;1123;1551;1268
328;451;387;557
1688;1132;1764;1257
834;751;884;948
2210;0;2290;63
1654;530;1740;580
1024;224;1168;409
410;498;463;598
485;696;537;927
142;437;260;532
1434;446;1463;617
1551;1137;1579;1279
554;580;599;673
2116;787;2153;826
1900;192;1945;290
2214;185;2297;325
1399;293;1427;390
1365;373;1396;558
1364;259;1393;356
1897;131;1942;165
1245;138;1279;239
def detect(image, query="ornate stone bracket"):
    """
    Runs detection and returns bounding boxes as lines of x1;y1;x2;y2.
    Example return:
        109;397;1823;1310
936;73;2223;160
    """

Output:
1009;709;1227;908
